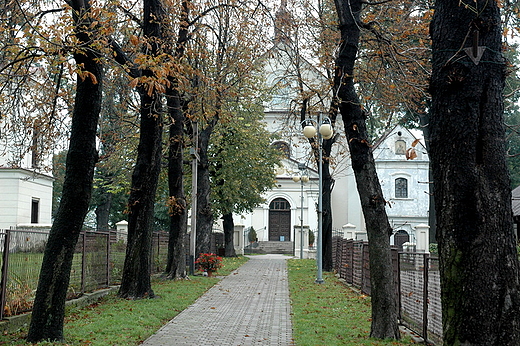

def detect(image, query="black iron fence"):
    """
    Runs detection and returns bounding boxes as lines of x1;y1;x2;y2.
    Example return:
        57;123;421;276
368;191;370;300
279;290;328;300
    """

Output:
332;237;442;345
0;228;169;320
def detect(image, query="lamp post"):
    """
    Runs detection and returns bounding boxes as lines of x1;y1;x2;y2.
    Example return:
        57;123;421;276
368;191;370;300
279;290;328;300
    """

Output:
189;121;200;275
302;114;333;284
293;162;309;259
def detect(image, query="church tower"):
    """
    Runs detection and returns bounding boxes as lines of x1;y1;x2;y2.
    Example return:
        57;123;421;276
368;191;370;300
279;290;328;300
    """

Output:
274;0;293;43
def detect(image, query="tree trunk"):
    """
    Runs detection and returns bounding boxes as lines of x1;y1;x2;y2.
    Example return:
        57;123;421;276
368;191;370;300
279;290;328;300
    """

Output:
118;0;164;299
95;191;112;233
195;121;217;255
164;87;188;279
322;138;334;272
164;108;187;278
429;1;520;344
332;0;399;339
26;1;102;341
118;92;162;298
222;212;237;257
163;0;190;280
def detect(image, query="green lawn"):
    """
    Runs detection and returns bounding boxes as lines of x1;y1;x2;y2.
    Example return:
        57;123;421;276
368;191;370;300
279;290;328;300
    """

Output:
287;259;416;346
1;256;248;346
2;256;416;345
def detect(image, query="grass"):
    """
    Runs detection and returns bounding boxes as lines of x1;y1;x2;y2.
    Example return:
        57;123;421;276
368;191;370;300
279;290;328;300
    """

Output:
1;256;248;346
2;256;417;346
288;259;416;346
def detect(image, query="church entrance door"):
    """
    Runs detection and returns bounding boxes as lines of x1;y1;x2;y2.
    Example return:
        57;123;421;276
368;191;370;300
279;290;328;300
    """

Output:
269;198;291;241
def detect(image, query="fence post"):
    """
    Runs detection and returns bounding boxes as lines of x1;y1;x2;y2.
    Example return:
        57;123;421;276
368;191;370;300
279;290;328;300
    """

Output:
397;252;402;321
157;232;160;272
81;232;86;294
0;229;11;320
422;253;429;344
361;242;365;292
106;232;111;286
349;241;354;284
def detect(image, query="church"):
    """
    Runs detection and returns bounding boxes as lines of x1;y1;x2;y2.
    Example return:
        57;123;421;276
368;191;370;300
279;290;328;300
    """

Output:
225;1;431;256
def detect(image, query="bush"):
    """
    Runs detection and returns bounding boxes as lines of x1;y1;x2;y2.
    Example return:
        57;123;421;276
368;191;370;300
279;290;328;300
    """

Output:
246;227;257;243
308;230;315;246
195;253;223;273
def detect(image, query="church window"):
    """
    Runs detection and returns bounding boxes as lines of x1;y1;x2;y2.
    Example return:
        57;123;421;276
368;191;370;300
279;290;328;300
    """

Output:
270;198;291;210
272;141;290;158
395;178;408;198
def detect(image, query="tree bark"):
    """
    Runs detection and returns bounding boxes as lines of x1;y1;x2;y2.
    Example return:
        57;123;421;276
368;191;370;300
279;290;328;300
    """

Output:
222;212;237;257
163;0;190;280
332;0;399;339
118;91;162;299
164;92;187;278
118;0;164;299
429;1;520;344
195;120;217;255
322;138;334;272
95;191;112;233
26;0;102;341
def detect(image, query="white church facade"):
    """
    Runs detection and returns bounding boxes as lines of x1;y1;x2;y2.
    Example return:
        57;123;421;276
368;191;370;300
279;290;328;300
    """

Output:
222;1;430;255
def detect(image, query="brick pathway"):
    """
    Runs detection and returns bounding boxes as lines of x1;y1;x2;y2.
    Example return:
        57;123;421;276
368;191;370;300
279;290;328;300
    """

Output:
140;254;294;346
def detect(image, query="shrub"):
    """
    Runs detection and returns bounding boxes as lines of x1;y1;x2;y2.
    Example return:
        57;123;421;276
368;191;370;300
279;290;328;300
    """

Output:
195;253;223;273
309;230;315;246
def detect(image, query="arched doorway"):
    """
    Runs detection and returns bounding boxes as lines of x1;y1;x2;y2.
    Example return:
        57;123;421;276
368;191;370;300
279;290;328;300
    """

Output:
269;198;291;241
394;230;410;250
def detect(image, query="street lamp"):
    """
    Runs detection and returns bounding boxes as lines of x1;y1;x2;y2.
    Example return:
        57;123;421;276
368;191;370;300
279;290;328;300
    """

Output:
189;121;200;276
293;162;309;259
302;114;333;284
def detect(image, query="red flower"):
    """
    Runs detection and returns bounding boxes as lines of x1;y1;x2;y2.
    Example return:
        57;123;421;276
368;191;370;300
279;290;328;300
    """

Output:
195;253;223;273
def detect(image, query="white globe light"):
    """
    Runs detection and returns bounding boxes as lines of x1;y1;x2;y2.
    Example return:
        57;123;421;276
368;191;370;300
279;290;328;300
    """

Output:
301;176;309;183
303;125;317;138
292;176;300;182
319;123;333;139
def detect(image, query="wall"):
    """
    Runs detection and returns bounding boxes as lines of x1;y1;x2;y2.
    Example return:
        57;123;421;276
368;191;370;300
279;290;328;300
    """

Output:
0;169;53;229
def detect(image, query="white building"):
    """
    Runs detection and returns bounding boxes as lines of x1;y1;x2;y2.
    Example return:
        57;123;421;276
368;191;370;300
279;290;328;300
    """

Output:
229;1;430;254
373;125;430;250
0;118;53;230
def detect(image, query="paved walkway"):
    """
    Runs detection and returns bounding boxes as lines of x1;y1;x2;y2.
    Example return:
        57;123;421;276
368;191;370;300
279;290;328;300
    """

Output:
140;254;294;346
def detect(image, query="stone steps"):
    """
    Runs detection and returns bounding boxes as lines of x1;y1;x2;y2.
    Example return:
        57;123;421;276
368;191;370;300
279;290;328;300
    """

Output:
245;241;293;255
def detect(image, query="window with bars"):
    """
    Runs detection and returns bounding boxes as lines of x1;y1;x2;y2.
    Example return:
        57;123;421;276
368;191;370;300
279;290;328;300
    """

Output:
395;178;408;198
270;198;290;210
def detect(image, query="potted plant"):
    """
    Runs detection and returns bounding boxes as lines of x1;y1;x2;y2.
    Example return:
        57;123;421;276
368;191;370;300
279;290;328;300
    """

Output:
195;253;223;276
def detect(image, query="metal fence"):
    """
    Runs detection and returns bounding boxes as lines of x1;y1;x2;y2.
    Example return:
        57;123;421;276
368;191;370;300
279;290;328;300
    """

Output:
0;228;169;320
332;237;442;344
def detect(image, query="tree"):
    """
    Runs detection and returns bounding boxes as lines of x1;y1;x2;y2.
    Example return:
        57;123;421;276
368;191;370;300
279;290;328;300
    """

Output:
163;0;191;279
0;1;74;169
118;0;165;299
331;0;399;339
210;102;281;257
429;1;520;344
26;0;104;340
92;72;137;233
185;0;272;256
